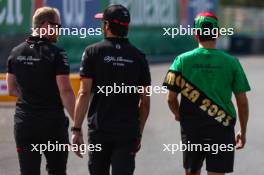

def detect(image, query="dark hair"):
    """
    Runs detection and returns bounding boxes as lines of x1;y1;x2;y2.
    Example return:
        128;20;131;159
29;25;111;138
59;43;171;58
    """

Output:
196;22;218;41
108;22;128;37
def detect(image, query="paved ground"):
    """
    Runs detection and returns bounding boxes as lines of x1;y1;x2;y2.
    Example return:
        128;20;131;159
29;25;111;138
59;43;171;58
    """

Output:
0;56;263;175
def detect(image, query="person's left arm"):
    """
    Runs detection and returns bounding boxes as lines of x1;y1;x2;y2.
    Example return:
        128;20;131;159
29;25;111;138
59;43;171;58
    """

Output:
6;73;18;97
167;91;180;121
6;49;18;97
163;56;182;121
71;48;94;158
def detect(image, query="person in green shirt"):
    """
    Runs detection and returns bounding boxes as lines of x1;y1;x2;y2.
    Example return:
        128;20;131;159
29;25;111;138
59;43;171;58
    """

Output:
163;12;250;175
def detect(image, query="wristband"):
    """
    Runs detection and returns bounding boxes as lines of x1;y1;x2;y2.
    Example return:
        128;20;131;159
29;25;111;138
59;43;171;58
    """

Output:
71;127;81;132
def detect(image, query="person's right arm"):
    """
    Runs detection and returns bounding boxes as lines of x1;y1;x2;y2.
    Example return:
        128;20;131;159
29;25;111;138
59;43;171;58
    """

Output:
55;49;76;120
138;55;151;135
139;87;150;134
56;75;75;120
234;92;249;149
232;58;251;149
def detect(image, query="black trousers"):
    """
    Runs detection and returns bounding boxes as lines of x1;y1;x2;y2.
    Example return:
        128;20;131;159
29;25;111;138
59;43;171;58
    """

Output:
14;115;69;175
88;133;139;175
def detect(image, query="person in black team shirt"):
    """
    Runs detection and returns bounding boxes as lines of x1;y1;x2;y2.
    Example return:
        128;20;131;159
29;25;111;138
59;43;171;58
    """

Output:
72;4;151;175
6;7;75;175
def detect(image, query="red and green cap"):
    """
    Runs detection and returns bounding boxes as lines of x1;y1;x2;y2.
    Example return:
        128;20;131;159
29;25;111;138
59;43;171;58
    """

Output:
194;12;219;29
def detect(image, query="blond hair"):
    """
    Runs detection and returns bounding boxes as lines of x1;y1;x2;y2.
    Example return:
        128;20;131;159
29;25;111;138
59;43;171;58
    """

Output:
32;7;60;29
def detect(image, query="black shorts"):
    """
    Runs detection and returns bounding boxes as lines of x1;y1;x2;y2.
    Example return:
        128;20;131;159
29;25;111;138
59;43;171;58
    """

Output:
181;131;235;174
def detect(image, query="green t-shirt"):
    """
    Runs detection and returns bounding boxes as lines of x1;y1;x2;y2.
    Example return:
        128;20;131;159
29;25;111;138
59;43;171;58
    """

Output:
163;48;250;128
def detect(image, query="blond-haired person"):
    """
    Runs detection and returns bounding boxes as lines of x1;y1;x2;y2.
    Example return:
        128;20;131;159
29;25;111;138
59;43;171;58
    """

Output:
6;7;75;175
